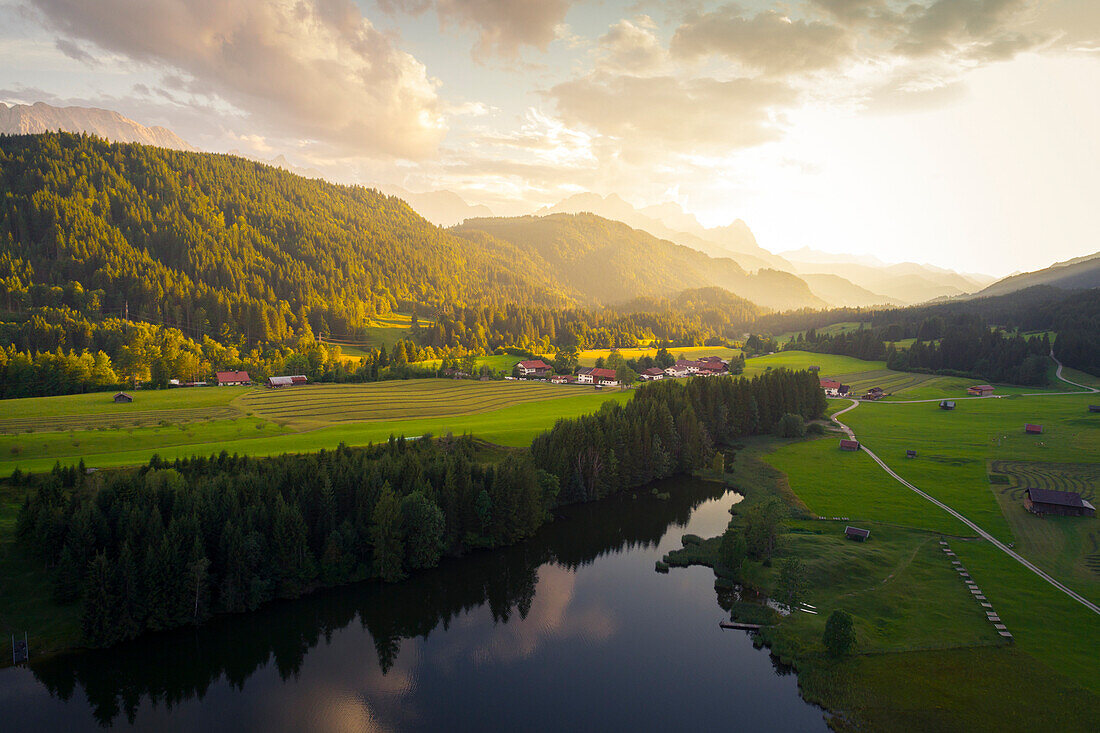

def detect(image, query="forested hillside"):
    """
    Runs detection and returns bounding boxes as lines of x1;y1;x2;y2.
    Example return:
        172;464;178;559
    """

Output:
0;133;572;345
453;214;826;311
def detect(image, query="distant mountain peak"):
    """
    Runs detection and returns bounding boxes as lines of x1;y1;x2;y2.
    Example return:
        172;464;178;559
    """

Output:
0;101;194;151
376;185;494;227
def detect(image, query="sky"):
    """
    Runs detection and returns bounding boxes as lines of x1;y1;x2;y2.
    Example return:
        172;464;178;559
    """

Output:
2;0;1099;276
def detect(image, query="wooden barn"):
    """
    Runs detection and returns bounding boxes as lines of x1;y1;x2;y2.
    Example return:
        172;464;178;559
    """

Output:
1024;488;1096;518
113;392;133;403
1025;424;1043;434
845;526;870;541
940;400;956;410
215;370;252;386
1090;405;1100;413
267;375;307;388
839;439;860;451
906;450;917;458
968;385;995;396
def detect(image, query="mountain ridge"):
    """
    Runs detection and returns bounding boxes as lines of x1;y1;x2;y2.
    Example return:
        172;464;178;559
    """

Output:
0;101;194;151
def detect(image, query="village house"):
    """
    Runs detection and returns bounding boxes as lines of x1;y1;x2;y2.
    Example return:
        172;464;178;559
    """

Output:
1024;488;1096;517
515;359;552;378
640;367;665;381
215;370;251;386
674;359;703;375
968;385;995;396
590;367;619;386
550;374;577;384
663;364;690;378
267;375;308;388
697;360;728;375
820;379;842;397
576;366;595;384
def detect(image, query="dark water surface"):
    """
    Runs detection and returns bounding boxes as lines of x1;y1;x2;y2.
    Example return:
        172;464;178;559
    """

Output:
0;478;827;731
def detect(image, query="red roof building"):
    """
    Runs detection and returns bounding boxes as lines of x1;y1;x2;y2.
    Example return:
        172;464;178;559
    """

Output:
968;385;995;396
516;359;552;376
839;439;860;451
215;371;251;386
590;367;618;383
1025;424;1043;434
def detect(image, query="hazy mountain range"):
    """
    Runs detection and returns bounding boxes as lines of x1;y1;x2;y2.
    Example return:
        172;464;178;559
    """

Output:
0;102;193;151
453;214;826;311
971;252;1100;298
3;101;1095;311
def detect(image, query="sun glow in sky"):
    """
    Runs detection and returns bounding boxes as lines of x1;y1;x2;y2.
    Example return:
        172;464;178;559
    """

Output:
2;0;1099;275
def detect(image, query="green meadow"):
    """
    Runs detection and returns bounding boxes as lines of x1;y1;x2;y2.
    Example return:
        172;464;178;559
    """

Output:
0;381;633;474
669;433;1100;729
573;345;741;367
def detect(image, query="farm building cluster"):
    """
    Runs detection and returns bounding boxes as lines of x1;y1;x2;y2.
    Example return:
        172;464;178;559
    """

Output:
513;356;733;386
817;376;884;400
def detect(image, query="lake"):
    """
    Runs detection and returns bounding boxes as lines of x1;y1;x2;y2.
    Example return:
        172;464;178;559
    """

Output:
0;477;827;731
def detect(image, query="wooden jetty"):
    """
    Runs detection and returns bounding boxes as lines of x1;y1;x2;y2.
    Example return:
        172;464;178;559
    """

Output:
720;621;763;631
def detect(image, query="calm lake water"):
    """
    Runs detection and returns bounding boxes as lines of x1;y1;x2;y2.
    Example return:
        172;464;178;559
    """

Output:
0;478;827;731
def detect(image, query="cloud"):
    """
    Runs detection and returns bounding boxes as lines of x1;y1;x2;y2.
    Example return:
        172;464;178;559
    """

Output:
53;38;97;65
382;0;574;60
549;74;794;152
596;16;668;74
27;0;445;159
671;7;853;75
893;0;1048;61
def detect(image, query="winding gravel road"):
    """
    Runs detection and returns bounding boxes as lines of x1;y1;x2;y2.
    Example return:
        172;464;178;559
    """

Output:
828;355;1099;616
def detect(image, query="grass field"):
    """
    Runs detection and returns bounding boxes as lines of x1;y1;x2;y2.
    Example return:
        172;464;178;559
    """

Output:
766;437;974;536
573;345;741;367
743;351;886;377
774;391;1100;690
412;354;522;373
671;436;1100;728
0;386;242;430
0;382;633;474
323;311;431;357
238;380;596;429
988;460;1099;596
777;321;868;345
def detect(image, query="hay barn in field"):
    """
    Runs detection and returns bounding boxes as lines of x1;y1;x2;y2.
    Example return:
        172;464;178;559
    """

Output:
1024;488;1095;517
845;526;870;541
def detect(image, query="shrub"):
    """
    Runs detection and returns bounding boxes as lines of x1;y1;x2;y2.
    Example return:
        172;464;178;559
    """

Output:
806;422;825;435
823;610;856;657
775;413;806;438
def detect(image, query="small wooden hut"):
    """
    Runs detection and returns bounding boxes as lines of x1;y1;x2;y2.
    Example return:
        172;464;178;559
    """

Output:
845;526;871;541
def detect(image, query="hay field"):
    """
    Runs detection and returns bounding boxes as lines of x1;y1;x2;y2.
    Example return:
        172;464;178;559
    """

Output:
0;388;245;433
238;380;591;428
